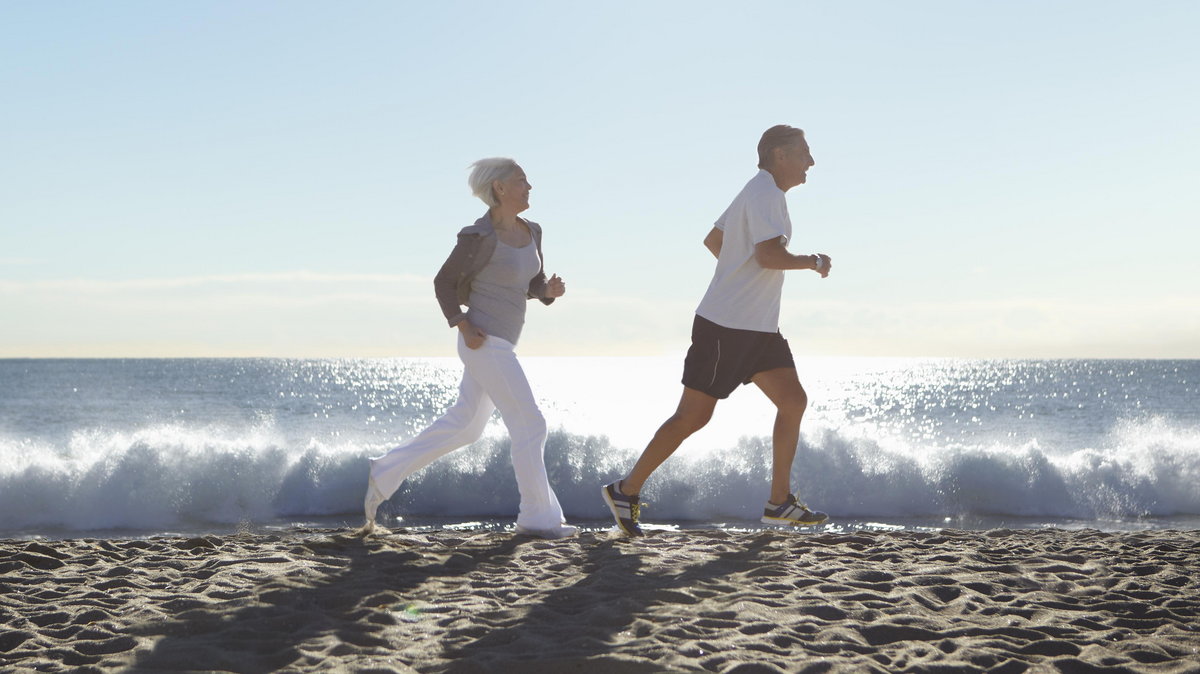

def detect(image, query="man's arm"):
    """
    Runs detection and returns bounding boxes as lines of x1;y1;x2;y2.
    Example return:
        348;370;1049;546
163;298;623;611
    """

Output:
703;227;723;258
754;236;830;277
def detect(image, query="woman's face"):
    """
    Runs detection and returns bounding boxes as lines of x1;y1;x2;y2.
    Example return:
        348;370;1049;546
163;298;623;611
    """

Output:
494;166;531;212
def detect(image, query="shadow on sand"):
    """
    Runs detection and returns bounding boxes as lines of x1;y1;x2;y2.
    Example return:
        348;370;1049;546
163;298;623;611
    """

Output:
122;528;771;673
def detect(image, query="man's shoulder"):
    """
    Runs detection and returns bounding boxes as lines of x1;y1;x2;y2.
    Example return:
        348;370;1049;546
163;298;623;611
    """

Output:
730;170;783;205
747;170;785;197
723;171;784;219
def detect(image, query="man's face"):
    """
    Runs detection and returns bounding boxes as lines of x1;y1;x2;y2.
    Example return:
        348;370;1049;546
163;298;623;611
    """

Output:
777;140;815;189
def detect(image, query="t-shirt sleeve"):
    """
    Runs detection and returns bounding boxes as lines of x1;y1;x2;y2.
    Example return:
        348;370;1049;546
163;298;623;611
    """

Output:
713;204;731;231
746;191;789;245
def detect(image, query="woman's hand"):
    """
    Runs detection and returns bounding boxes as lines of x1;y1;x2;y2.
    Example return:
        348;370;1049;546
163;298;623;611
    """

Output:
458;320;487;349
545;274;566;298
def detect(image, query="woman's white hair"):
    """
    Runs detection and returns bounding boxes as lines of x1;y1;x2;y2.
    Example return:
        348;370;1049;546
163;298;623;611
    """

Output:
468;157;520;208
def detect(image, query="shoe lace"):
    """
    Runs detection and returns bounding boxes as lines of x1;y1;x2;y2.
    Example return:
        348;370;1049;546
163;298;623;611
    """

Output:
788;494;810;512
783;501;809;518
631;500;645;523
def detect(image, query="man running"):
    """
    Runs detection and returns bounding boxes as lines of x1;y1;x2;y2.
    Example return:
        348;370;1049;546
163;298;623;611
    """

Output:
603;125;831;536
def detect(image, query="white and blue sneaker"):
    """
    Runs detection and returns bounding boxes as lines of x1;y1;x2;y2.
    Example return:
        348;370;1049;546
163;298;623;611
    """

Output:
762;494;827;526
602;480;644;537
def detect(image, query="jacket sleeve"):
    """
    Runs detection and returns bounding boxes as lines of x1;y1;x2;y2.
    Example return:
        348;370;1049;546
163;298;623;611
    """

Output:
434;234;473;326
526;225;554;306
526;271;554;306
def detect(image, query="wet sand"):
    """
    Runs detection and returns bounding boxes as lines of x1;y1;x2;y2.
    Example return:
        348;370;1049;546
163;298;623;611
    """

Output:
2;527;1199;672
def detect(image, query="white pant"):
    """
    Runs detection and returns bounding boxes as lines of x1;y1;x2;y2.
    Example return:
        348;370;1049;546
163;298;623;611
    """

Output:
366;334;568;531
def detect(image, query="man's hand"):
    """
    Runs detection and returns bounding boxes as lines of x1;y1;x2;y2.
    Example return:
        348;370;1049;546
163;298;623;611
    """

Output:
813;254;831;278
458;320;487;349
755;237;832;277
545;274;566;298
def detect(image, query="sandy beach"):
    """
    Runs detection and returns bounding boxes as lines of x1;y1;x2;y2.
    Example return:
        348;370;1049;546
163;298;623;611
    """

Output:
2;527;1198;673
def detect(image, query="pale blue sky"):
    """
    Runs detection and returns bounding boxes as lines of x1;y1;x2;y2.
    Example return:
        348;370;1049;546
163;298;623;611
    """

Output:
3;1;1198;358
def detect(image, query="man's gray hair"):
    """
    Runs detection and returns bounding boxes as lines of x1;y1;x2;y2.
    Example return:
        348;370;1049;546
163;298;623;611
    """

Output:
757;125;806;169
468;157;520;208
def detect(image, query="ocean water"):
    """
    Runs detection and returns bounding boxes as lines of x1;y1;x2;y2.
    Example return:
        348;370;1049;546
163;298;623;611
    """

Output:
1;357;1198;538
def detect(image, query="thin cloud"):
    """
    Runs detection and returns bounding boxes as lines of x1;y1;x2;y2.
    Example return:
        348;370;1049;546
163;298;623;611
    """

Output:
0;272;429;294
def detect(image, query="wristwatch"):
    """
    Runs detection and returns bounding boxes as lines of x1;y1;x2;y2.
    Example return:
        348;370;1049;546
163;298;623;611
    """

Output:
813;254;824;271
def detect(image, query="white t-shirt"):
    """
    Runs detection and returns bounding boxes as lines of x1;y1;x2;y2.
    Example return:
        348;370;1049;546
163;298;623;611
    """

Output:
695;169;792;333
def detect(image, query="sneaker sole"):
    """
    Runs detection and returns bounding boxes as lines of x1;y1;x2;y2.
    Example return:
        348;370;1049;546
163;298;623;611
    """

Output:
761;514;828;526
601;485;641;537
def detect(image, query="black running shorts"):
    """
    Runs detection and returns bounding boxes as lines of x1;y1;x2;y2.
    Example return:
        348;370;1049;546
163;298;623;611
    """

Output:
681;314;796;399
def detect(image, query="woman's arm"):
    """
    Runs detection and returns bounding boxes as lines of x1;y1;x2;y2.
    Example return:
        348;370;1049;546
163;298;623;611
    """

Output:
433;234;475;326
526;222;556;305
456;318;487;349
527;271;565;303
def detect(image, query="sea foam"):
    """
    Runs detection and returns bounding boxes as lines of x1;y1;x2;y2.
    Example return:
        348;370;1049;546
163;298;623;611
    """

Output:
2;415;1197;534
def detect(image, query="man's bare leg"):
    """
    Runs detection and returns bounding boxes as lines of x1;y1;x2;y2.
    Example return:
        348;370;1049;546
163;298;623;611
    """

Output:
751;367;808;505
620;387;719;495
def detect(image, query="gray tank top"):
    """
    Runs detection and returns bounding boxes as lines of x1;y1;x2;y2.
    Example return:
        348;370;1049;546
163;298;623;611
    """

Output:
465;238;541;345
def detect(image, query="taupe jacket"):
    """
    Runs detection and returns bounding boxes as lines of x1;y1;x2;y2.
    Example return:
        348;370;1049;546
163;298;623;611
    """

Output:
433;212;554;327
